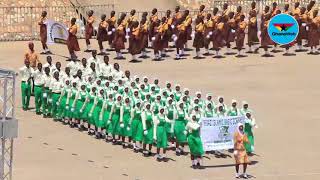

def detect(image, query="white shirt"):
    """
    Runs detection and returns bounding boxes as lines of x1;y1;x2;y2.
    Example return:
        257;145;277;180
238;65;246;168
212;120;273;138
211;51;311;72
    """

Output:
60;71;73;85
80;65;91;82
19;66;32;82
43;74;51;88
87;56;102;70
43;63;56;75
99;63;112;77
112;70;124;81
67;61;81;76
32;69;45;86
50;79;64;93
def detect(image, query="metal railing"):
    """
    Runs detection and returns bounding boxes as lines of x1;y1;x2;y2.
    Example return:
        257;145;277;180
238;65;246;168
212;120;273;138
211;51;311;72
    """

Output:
0;4;114;41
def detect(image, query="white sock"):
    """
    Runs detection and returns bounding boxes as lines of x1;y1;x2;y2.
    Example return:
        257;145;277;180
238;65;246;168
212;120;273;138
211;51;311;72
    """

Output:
286;49;289;53
238;50;241;55
192;160;196;165
226;48;230;53
132;55;136;60
205;48;209;54
181;49;185;55
196;51;199;57
248;46;252;51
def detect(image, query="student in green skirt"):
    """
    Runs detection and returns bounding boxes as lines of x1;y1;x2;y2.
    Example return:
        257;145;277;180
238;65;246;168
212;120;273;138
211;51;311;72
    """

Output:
141;103;154;156
203;103;216;117
185;114;204;169
174;102;188;156
68;80;78;127
103;94;114;141
58;79;71;124
205;93;215;109
119;97;132;148
227;99;239;116
174;84;182;102
108;95;122;144
240;101;253;116
165;97;176;148
93;89;105;139
129;101;143;152
73;84;88;131
244;112;257;155
42;67;51;118
154;107;173;161
87;87;97;135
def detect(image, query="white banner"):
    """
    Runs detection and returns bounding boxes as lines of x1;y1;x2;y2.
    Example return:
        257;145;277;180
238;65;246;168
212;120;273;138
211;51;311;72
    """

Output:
46;20;69;44
200;116;245;151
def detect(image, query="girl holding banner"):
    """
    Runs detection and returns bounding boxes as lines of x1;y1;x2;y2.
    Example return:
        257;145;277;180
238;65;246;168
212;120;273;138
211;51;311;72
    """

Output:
186;114;204;169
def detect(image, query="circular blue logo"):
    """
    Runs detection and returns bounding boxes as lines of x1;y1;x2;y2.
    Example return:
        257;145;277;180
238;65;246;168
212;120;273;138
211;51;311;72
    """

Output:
268;14;299;45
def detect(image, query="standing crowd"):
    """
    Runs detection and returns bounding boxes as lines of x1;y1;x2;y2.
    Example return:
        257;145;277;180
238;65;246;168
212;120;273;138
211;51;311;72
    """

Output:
37;1;320;61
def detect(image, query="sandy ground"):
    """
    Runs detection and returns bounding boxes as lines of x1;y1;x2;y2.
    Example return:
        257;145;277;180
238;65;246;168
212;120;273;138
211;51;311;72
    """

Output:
0;39;320;180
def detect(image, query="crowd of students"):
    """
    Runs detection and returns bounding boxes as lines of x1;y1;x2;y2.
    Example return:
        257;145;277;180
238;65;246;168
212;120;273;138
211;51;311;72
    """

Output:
37;1;320;62
20;48;257;175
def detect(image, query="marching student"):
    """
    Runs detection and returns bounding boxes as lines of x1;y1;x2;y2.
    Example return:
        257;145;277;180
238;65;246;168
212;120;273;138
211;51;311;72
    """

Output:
32;63;45;114
307;9;319;55
247;2;259;54
38;11;51;54
119;97;132;148
68;80;78;127
260;13;274;57
19;60;33;111
225;12;236;55
66;58;81;77
240;101;253;115
154;107;172;161
97;14;108;55
108;94;123;144
99;55;112;79
51;71;64;120
113;13;127;60
234;123;250;179
128;21;141;62
244;112;257;155
67;18;80;60
42;67;52;117
193;17;205;59
84;10;95;52
141;103;154;156
165;97;175;148
87;50;102;71
212;16;224;58
174;102;188;156
236;15;247;58
107;11;116;50
203;13;214;56
138;17;149;59
185;114;204;169
203;103;216;117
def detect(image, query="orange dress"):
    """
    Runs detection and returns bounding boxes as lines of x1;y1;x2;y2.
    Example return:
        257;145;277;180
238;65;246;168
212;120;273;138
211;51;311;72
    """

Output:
234;131;250;164
38;17;47;44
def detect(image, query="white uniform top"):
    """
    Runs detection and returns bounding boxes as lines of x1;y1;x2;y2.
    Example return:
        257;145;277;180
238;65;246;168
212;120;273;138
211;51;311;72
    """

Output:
43;74;51;88
60;72;73;85
80;65;91;82
50;79;64;93
67;61;81;76
43;63;56;75
86;69;98;82
87;57;102;70
32;69;45;86
73;77;85;88
19;66;32;82
99;63;112;77
112;70;124;81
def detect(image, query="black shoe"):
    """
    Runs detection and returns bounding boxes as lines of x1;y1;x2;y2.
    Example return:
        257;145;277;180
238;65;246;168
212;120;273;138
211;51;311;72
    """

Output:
193;56;205;59
295;49;308;52
84;49;92;53
129;59;142;63
114;56;126;60
213;55;225;59
97;52;108;55
192;164;197;169
224;52;237;55
138;55;150;59
46;51;53;55
246;50;254;54
270;49;282;53
261;54;274;57
283;52;296;56
175;151;181;156
203;52;213;56
40;52;47;55
235;54;247;58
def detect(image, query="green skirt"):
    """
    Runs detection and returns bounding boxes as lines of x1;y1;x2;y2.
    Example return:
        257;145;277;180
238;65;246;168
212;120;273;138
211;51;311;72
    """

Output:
131;119;143;141
143;124;153;144
245;133;254;153
187;132;204;156
94;106;105;128
108;113;120;135
85;103;94;124
118;113;131;137
156;125;167;148
174;120;187;143
59;96;68;118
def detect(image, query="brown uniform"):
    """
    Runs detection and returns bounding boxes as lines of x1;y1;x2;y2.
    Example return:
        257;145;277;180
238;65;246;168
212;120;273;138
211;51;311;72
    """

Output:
260;20;273;47
149;14;158;41
248;17;259;46
212;21;224;50
176;23;186;49
107;16;116;45
38;17;47;46
85;16;95;43
139;22;149;51
204;18;214;49
128;26;141;55
184;15;193;41
97;20;108;50
226;18;236;46
307;17;320;47
67;24;80;55
236;21;247;50
113;22;126;52
193;22;205;49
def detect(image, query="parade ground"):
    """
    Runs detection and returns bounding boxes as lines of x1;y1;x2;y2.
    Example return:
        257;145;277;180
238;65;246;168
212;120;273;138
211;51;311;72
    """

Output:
0;39;319;180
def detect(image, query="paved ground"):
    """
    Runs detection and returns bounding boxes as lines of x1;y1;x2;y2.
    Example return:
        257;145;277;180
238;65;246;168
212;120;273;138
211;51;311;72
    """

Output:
1;39;320;180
